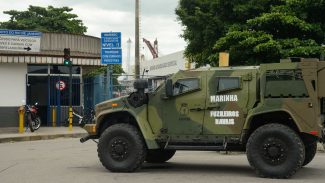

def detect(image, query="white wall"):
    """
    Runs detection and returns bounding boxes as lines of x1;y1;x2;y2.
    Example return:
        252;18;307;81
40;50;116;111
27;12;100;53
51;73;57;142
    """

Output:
0;63;27;106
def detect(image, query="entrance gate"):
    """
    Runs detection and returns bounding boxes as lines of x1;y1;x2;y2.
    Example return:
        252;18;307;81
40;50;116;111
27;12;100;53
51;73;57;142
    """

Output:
26;65;163;127
26;65;82;126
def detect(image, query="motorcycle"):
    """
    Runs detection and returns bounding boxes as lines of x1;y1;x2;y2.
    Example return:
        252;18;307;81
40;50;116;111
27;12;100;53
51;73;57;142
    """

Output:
24;103;41;132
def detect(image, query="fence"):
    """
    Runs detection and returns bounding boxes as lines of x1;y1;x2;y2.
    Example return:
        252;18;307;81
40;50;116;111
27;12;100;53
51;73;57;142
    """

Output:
42;73;168;126
83;74;169;110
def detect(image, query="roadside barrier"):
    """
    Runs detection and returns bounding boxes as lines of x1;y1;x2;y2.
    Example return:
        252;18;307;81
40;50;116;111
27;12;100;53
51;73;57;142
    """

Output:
18;106;24;133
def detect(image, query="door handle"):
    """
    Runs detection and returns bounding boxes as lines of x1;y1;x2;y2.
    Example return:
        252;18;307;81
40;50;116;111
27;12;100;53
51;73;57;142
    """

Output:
189;108;203;112
206;106;220;111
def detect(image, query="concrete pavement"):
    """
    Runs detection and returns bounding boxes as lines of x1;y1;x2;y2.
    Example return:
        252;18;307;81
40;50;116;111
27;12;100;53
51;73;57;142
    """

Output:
0;127;87;143
0;138;325;183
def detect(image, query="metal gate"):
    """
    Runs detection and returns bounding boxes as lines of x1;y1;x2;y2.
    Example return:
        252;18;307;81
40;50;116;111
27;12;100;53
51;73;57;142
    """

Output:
49;75;82;126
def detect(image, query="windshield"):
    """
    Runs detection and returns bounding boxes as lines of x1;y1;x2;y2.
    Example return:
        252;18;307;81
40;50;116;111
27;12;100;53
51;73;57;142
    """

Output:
152;74;173;92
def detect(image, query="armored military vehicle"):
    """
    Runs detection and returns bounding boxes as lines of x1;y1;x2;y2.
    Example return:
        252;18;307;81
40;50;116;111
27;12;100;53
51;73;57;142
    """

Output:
80;58;325;178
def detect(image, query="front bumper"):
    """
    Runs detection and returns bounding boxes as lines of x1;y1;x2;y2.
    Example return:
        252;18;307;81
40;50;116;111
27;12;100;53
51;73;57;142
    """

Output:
83;124;97;135
80;124;98;143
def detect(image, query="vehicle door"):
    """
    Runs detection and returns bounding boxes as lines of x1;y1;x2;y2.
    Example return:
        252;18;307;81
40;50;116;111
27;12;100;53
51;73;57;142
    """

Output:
203;70;256;135
162;71;206;135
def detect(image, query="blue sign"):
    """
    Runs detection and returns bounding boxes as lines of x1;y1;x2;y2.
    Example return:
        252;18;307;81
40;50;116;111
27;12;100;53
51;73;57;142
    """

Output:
101;49;122;64
101;32;121;48
101;32;122;65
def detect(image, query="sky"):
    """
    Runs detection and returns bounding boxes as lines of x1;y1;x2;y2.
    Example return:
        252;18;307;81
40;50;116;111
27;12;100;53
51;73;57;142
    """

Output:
0;0;187;69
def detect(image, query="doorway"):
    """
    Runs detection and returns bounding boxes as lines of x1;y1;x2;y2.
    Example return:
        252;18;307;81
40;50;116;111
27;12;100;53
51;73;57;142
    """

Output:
27;76;48;126
26;64;82;126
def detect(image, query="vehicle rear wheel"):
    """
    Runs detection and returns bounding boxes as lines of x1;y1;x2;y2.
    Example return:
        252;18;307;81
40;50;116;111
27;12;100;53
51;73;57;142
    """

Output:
146;149;176;163
246;123;305;178
302;141;317;166
97;124;146;172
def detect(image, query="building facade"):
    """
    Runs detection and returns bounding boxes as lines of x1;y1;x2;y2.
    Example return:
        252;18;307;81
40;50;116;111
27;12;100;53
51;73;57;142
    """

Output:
0;32;102;127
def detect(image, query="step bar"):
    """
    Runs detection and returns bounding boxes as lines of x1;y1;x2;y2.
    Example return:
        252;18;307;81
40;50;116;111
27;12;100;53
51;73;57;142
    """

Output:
166;145;226;151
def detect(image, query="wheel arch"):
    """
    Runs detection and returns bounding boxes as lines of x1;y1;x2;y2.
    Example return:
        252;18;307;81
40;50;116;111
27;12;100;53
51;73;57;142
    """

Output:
96;110;159;149
243;110;301;143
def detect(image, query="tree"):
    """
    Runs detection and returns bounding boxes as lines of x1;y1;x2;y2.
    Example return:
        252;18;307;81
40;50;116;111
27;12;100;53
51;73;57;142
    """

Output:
0;5;87;34
176;0;325;66
0;5;124;76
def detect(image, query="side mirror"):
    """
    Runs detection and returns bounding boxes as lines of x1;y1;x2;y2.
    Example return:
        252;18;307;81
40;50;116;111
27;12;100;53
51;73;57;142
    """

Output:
165;79;173;97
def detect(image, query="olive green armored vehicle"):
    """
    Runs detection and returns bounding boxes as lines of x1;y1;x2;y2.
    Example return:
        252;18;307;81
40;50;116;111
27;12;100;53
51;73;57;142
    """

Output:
80;58;325;178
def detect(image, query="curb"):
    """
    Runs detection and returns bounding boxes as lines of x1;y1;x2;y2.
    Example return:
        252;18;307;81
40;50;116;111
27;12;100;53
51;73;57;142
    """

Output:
0;133;87;143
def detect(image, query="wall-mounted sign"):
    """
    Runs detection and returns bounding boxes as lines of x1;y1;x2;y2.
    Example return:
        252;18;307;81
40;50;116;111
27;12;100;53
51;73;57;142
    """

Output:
0;29;42;52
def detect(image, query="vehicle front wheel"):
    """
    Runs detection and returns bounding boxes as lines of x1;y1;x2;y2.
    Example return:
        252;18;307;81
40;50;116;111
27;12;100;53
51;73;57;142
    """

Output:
246;123;305;178
97;124;147;172
146;149;176;163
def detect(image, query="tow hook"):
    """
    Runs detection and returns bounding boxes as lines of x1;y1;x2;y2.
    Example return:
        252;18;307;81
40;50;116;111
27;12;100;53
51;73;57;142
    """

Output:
80;135;97;143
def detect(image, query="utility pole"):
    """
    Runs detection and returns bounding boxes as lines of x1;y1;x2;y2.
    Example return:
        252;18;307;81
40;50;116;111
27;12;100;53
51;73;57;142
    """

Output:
126;38;132;80
135;0;140;79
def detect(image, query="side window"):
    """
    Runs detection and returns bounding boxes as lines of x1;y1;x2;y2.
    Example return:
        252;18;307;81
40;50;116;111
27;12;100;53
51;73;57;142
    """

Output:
217;77;240;92
173;78;199;95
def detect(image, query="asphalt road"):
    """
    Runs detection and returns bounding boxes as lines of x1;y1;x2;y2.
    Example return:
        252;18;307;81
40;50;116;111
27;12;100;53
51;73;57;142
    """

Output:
0;138;324;183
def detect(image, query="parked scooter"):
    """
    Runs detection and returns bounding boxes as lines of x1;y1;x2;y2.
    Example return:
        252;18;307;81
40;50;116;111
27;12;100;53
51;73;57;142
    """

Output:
24;103;41;132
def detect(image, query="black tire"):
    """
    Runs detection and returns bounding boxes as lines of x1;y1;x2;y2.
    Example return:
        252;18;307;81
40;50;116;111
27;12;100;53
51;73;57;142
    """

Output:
27;113;34;132
302;141;317;166
33;116;41;130
97;124;147;172
246;123;305;178
146;149;176;163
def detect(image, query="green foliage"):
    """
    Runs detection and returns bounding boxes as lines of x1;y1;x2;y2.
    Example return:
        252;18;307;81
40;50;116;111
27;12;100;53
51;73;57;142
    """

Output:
0;5;87;34
279;38;323;58
214;31;281;65
247;12;323;41
176;0;325;66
